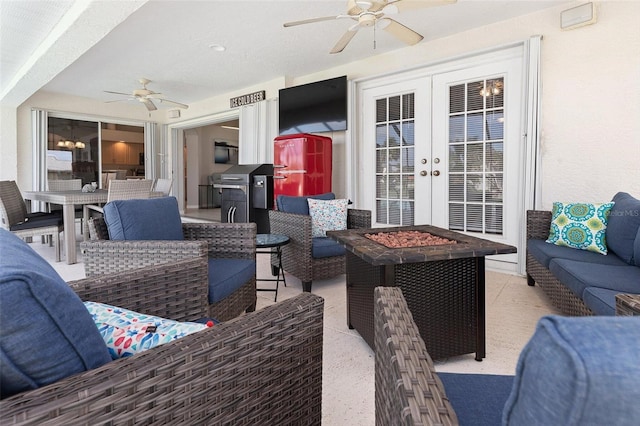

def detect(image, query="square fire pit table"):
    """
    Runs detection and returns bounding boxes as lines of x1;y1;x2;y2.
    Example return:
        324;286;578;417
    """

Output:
326;225;516;361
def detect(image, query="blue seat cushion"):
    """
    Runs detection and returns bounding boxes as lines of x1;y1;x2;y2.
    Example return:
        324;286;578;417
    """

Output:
606;192;640;265
582;287;622;316
312;237;345;258
0;229;111;398
527;239;627;269
503;315;640;425
104;197;183;241
207;258;255;304
276;192;335;215
439;372;513;426
9;213;62;231
549;258;640;301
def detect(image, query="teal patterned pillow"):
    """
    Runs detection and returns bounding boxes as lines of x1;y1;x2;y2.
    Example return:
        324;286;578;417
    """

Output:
546;202;615;255
307;198;348;237
84;302;213;359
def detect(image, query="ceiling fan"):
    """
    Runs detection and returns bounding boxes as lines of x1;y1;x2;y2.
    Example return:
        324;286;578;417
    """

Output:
104;78;189;111
283;0;457;54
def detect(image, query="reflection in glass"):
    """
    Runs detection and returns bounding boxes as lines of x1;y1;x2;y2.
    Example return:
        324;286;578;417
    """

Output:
466;204;483;232
486;142;504;172
468;81;484;111
401;147;414;173
449;175;464;201
376;200;388;223
466;174;484;202
449;145;465;173
486;111;504;140
486;205;503;234
376;124;387;148
449;115;464;143
388;175;401;200
403;201;414;225
388;123;401;147
376;175;387;198
401;175;414;199
467;143;483;172
466;113;484;141
401;121;415;146
389;201;401;225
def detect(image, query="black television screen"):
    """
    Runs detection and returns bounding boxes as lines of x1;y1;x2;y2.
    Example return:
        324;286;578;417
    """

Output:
278;75;347;135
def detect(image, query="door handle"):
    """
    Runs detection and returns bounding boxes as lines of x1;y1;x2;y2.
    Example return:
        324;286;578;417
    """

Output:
431;170;441;176
420;170;428;176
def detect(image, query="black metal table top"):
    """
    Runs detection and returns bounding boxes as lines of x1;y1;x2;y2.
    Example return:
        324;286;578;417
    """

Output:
256;233;290;248
327;225;516;266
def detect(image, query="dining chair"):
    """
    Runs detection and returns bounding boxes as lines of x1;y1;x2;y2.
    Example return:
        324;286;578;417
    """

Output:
48;179;84;231
0;180;63;261
85;179;154;219
152;178;172;195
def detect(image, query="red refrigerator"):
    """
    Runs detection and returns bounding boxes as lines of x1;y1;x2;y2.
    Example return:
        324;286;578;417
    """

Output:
273;133;332;200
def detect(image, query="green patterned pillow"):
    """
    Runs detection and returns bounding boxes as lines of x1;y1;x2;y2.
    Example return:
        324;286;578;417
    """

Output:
546;202;615;254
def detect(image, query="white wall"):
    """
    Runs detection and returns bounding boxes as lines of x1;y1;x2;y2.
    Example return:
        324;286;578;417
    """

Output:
5;1;639;206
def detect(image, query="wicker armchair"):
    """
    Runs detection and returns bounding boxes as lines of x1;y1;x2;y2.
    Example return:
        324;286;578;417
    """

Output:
268;208;371;292
82;217;257;321
0;258;324;425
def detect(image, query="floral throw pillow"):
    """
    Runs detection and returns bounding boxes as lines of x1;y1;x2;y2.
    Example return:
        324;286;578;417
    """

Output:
307;198;349;237
84;302;213;359
546;202;615;254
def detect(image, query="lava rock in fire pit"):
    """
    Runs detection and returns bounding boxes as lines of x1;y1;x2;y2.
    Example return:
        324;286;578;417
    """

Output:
364;230;458;248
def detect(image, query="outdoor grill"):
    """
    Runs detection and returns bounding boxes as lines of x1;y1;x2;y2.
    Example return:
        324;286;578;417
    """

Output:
214;164;273;233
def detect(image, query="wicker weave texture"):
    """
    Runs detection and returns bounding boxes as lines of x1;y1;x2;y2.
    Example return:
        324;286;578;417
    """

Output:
0;263;324;425
48;179;82;191
268;208;371;291
375;287;458;426
616;294;640;316
347;252;482;360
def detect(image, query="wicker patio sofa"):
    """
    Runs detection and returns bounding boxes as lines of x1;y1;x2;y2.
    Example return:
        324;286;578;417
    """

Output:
374;286;640;425
526;192;640;316
84;214;257;321
0;257;324;425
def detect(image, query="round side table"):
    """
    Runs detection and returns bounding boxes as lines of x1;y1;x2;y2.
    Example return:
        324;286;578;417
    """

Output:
256;233;290;302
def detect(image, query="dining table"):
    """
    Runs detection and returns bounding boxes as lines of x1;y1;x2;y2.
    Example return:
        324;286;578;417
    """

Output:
23;189;108;264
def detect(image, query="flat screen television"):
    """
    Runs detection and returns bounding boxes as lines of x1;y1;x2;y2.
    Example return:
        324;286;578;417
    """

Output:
278;75;347;135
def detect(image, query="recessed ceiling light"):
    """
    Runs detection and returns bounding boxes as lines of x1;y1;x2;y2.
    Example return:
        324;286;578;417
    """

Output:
209;44;226;52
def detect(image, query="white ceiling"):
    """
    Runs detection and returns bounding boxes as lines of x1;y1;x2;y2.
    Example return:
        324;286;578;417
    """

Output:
1;0;571;108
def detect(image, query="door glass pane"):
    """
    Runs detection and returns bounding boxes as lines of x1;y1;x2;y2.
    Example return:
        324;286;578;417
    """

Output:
47;118;99;188
374;92;416;226
447;77;505;235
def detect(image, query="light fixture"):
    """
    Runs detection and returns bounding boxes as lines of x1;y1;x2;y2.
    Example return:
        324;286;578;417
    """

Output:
479;80;502;97
57;140;66;148
209;44;226;52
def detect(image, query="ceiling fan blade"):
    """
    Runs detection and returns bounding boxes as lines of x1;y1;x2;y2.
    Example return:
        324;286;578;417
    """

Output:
141;98;157;111
159;99;189;109
284;15;342;27
330;26;360;54
105;98;133;103
379;18;423;46
104;90;131;96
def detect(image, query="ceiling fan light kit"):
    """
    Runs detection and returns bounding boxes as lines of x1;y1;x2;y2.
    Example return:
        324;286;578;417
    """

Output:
104;78;189;111
283;0;456;54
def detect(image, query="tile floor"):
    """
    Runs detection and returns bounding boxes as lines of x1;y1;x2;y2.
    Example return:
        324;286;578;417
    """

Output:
33;224;560;425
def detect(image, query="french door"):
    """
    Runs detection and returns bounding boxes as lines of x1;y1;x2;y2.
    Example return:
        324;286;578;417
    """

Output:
360;54;524;264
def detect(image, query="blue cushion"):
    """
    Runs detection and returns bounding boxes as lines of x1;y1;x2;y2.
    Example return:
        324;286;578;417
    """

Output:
503;315;640;425
311;237;346;258
606;192;640;265
104;197;184;241
582;287;621;316
549;258;640;300
207;258;255;304
439;372;513;426
0;229;111;398
634;227;640;267
527;239;627;269
276;192;335;215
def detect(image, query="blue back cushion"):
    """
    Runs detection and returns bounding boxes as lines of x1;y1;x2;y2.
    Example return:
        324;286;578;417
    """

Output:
104;197;184;240
0;229;111;398
276;192;335;215
503;315;640;425
606;192;640;265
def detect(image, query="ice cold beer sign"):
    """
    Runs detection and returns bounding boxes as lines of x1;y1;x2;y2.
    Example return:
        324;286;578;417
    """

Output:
230;90;265;108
